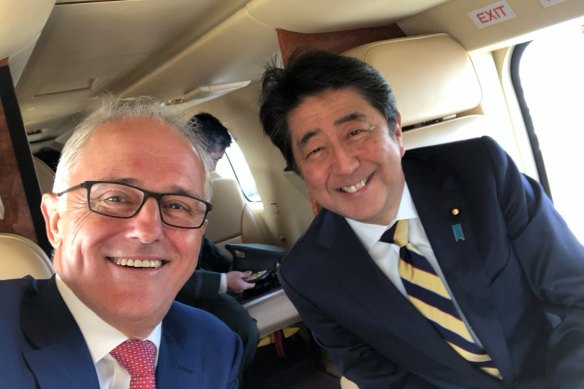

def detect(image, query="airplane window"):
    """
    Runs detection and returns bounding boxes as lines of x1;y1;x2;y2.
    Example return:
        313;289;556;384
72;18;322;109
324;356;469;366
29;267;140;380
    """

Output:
517;25;584;243
215;140;261;202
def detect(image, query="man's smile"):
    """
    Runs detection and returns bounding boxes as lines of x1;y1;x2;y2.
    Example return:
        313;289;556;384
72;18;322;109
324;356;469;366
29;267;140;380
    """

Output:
109;257;166;268
338;175;370;193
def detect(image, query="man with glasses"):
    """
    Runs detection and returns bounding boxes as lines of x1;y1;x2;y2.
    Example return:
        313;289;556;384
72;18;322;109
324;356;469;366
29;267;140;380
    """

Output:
0;96;242;388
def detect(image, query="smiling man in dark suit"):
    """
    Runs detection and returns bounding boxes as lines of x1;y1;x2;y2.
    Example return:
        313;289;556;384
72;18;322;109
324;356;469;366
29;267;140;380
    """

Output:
259;50;584;388
0;96;242;388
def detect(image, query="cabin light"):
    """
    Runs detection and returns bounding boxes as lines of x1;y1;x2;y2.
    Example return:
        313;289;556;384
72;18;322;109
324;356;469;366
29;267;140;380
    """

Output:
33;77;105;97
165;81;251;107
26;128;46;136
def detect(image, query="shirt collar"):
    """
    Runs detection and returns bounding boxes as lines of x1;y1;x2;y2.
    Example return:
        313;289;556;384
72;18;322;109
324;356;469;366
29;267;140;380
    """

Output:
55;275;162;364
345;183;418;251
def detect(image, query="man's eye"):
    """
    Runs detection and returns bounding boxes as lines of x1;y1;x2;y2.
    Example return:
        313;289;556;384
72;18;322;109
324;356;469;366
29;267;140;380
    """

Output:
164;201;194;215
168;202;186;210
104;194;128;203
349;128;367;137
305;147;322;159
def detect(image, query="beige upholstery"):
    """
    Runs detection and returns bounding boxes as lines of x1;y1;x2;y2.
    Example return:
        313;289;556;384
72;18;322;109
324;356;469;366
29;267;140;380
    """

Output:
242;288;300;338
33;155;56;194
344;33;489;150
340;376;359;389
0;233;54;279
205;177;266;251
344;33;481;127
205;177;300;337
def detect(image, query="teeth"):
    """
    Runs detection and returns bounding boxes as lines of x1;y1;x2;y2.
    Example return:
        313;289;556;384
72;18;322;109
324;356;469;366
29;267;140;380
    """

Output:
341;178;367;193
112;258;163;268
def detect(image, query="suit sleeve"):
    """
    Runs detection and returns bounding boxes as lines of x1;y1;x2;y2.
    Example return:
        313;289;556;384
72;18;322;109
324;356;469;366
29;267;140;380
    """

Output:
279;271;437;389
176;269;222;303
198;237;233;272
484;137;584;385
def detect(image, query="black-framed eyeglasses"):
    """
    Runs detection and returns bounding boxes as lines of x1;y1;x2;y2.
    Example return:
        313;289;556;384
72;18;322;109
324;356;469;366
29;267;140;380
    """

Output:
56;181;212;229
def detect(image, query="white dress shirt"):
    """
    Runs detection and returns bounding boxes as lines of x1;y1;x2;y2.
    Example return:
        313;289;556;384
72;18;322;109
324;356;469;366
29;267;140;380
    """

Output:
345;183;483;346
56;276;162;389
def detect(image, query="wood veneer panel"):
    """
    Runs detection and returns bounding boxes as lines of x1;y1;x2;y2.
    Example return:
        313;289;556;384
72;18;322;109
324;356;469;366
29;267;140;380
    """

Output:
0;58;51;254
277;24;406;65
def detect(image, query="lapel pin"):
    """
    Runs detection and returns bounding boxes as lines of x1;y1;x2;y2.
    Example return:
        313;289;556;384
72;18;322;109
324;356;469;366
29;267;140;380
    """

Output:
452;223;465;242
450;207;460;216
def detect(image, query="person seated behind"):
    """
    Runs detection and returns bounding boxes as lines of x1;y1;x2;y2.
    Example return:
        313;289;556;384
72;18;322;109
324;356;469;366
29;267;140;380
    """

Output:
189;112;233;173
176;112;259;375
34;147;61;171
0;96;242;388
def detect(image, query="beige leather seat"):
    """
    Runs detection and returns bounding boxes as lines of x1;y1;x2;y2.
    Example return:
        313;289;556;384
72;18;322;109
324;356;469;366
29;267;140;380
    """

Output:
205;176;300;337
0;233;53;280
337;33;486;388
344;33;487;151
33;155;56;194
205;176;271;252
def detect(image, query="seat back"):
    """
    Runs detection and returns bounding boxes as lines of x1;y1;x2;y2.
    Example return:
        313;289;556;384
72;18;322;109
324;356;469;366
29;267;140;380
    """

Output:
344;33;488;149
33;155;56;194
0;233;54;279
205;176;269;253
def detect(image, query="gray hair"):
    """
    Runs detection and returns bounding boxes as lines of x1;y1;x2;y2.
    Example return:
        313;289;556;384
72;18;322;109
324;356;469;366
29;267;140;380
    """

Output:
54;95;213;200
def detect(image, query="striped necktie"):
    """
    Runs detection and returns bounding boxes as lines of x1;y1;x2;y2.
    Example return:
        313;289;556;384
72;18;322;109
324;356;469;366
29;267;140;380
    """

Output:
381;219;501;379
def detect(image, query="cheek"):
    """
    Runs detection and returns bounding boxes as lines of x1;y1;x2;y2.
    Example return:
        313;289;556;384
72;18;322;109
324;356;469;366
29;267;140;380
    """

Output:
60;212;114;261
65;211;105;242
300;165;327;192
170;230;204;264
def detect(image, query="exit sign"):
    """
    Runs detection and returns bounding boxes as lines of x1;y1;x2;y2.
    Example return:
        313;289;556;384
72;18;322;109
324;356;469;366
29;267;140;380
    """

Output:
469;1;516;29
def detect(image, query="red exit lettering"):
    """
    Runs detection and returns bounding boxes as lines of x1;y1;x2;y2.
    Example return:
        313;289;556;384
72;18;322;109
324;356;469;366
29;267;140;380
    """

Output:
477;5;507;23
469;1;516;29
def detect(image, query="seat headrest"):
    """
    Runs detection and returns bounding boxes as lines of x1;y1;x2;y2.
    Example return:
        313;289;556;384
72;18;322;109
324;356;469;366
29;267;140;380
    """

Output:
0;233;53;279
33;156;56;193
343;33;482;127
205;177;246;243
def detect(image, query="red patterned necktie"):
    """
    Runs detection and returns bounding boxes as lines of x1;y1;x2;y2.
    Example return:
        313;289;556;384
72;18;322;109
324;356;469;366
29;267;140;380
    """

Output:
111;340;157;389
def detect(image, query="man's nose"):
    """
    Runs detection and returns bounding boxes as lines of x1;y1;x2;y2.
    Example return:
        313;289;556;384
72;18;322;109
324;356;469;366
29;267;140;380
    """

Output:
129;197;164;242
331;145;358;175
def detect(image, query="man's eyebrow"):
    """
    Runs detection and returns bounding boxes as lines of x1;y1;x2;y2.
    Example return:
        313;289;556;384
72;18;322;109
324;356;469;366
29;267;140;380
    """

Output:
333;112;367;126
297;129;320;147
296;112;368;148
100;177;199;197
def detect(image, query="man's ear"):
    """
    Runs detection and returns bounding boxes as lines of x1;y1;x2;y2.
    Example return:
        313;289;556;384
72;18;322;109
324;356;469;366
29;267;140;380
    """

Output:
41;193;62;248
394;112;405;157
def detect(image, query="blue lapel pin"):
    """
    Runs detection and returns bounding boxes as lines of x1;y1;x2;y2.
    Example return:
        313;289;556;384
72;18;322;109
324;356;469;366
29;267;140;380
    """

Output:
450;207;465;242
452;223;465;242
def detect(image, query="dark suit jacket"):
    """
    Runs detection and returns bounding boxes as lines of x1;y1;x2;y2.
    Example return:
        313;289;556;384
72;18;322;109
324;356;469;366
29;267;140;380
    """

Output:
178;237;233;301
279;137;584;388
0;276;242;388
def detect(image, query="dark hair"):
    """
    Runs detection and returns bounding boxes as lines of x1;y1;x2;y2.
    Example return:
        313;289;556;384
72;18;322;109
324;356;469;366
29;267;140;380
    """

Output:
34;147;61;172
189;112;232;151
259;49;398;174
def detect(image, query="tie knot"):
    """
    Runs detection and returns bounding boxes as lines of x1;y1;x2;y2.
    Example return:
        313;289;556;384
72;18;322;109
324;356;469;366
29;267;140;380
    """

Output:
111;340;157;388
380;219;409;247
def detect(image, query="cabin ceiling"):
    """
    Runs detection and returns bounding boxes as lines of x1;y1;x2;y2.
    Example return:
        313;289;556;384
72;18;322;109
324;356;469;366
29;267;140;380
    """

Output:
5;0;449;144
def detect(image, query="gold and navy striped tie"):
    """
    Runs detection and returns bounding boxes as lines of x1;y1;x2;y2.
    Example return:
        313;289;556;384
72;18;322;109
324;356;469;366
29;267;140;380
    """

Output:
381;219;501;379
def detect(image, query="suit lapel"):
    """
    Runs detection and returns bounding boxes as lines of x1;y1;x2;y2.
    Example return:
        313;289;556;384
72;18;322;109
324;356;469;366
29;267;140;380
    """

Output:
156;305;200;388
21;277;100;389
404;157;513;380
315;211;475;371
